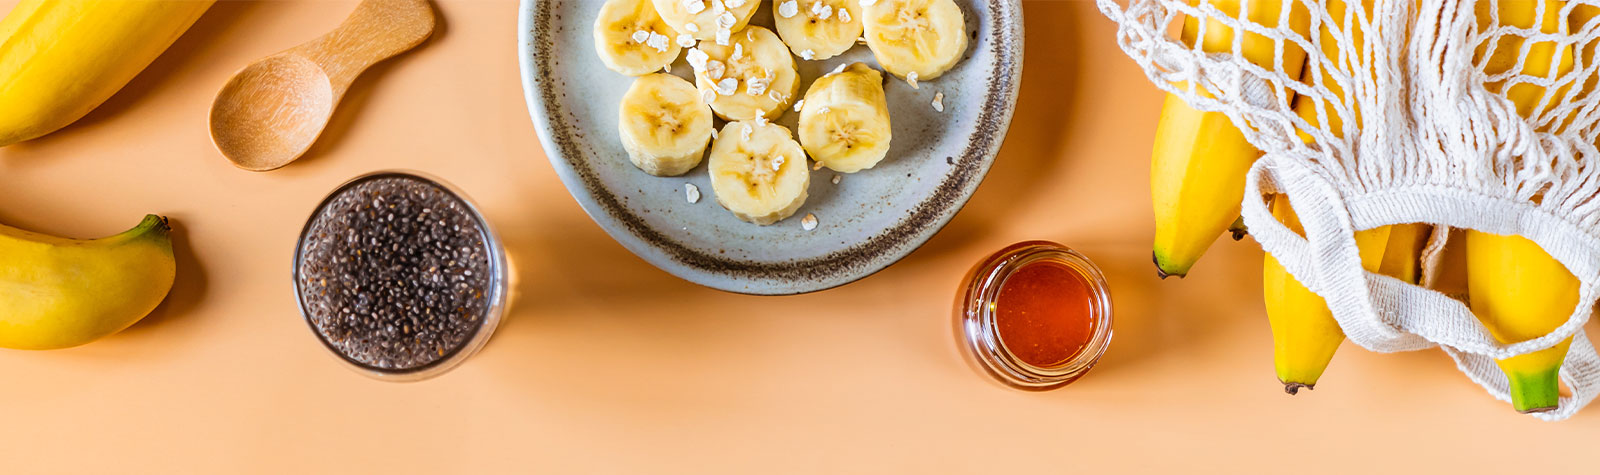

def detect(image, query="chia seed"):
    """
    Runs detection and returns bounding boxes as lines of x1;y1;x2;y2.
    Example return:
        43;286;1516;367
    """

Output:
295;174;494;373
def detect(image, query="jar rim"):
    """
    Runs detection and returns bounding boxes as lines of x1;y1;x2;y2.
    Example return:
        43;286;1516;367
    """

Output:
956;241;1114;390
291;170;509;382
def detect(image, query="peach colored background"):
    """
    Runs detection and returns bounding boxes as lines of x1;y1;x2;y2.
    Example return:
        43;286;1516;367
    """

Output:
1;0;1597;472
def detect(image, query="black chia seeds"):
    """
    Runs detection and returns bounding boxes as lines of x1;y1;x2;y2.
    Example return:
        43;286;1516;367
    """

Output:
296;175;493;372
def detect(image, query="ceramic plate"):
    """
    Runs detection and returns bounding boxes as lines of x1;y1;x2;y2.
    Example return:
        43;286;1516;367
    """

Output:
519;0;1022;295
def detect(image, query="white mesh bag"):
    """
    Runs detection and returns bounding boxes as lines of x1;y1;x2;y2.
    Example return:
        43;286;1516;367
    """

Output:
1098;0;1600;420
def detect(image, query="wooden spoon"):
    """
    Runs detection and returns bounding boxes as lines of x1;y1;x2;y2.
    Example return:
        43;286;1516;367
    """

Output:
209;0;435;171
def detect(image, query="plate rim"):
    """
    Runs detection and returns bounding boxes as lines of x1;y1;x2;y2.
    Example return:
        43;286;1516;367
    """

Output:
518;0;1024;295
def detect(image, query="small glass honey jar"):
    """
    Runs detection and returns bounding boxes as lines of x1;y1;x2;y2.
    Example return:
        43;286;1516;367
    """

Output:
955;241;1113;390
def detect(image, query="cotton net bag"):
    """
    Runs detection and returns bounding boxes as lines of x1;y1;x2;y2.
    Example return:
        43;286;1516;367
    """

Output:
1098;0;1600;420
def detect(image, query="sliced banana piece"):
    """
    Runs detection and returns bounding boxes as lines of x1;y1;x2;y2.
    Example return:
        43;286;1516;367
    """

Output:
652;0;760;42
861;0;968;80
773;0;864;60
691;26;801;121
594;0;682;76
618;74;714;176
708;120;810;225
799;63;892;173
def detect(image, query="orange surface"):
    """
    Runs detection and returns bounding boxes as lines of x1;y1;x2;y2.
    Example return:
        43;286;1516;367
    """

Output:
1;0;1597;472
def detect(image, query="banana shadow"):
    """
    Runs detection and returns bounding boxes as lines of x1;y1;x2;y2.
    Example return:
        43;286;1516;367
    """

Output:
0;0;258;158
122;213;208;337
1076;240;1261;377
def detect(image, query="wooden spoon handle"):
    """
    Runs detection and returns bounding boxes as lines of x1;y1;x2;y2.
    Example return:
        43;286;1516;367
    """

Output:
295;0;435;95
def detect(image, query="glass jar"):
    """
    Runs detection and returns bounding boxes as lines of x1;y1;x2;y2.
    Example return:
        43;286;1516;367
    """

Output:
955;241;1113;390
292;170;509;382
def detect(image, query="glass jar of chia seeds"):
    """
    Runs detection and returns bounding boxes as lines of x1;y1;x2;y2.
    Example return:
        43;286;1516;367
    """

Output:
293;171;508;381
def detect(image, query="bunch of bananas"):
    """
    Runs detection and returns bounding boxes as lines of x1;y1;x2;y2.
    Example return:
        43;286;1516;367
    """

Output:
1152;0;1587;413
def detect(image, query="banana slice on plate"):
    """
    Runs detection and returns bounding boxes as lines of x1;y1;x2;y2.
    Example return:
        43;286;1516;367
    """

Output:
862;0;968;80
708;120;810;225
691;26;801;121
652;0;760;42
618;74;714;176
594;0;682;76
773;0;864;60
799;63;892;173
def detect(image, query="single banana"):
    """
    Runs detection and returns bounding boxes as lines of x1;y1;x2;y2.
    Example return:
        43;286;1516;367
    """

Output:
1376;224;1431;286
1558;3;1598;131
860;0;968;80
1292;0;1370;140
690;26;801;121
1265;0;1436;393
0;0;214;147
1477;0;1573;118
1464;0;1578;414
1149;0;1310;278
1263;195;1429;393
773;0;863;60
0;215;176;350
1467;232;1580;413
652;0;759;42
798;62;892;173
708;120;810;225
618;73;714;176
1262;195;1343;393
594;0;682;76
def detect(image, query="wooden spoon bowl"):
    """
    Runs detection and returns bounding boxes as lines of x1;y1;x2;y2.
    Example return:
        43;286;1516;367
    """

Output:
209;0;435;171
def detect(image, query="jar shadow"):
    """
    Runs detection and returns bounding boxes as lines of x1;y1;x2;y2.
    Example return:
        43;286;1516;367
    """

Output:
491;210;711;336
1079;239;1265;379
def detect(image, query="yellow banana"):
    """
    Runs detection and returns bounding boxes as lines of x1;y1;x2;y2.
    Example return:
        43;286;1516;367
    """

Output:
1151;0;1310;278
1377;224;1431;285
1557;3;1596;132
1292;0;1371;140
1263;195;1343;393
1467;233;1579;412
0;215;176;350
0;0;213;147
1464;0;1578;414
1266;0;1432;393
1478;0;1573;117
1264;194;1429;393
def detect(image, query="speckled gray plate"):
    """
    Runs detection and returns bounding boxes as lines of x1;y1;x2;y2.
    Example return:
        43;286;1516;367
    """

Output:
519;0;1022;295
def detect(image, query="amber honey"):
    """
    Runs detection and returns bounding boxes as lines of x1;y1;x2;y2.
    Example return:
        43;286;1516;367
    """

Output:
955;241;1113;390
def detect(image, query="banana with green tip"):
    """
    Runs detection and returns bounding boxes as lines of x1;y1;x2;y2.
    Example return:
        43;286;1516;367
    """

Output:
1465;0;1578;414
